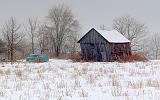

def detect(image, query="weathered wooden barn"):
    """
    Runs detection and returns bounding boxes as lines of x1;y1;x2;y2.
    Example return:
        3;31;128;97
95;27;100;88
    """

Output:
78;28;131;61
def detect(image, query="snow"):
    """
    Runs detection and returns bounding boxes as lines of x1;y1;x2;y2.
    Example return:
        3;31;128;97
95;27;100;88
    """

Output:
95;29;130;43
0;59;160;100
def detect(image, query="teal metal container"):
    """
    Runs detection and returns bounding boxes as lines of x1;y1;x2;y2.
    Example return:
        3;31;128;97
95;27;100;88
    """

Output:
26;54;49;62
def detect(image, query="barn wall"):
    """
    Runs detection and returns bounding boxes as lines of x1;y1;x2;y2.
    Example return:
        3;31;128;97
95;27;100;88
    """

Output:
96;43;112;61
110;43;131;60
80;43;112;61
79;29;112;61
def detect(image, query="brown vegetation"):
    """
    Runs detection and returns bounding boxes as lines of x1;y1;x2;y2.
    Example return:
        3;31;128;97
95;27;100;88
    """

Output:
56;54;84;62
55;53;148;63
117;54;148;62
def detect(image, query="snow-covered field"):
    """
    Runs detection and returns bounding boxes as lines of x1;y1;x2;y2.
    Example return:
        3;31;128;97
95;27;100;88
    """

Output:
0;59;160;100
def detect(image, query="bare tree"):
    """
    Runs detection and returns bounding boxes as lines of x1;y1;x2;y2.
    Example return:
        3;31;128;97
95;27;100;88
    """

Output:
46;5;80;56
151;33;160;59
62;30;80;54
113;15;147;52
37;24;52;55
2;17;24;61
27;17;38;54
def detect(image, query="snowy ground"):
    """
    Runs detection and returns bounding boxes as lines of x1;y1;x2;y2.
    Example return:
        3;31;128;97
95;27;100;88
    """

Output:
0;59;160;100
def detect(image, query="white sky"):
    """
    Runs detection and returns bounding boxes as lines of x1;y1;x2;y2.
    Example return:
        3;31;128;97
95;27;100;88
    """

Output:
0;0;160;35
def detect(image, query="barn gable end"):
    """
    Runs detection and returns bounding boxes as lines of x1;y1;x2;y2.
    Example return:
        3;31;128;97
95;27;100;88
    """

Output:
78;28;108;44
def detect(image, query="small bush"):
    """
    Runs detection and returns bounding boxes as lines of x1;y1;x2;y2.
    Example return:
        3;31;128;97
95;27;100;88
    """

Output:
56;54;68;59
16;57;23;60
111;87;128;96
0;69;4;75
56;54;84;62
112;78;120;86
32;60;46;63
79;89;88;97
15;71;22;78
128;81;144;89
68;54;84;62
117;54;148;62
5;69;11;75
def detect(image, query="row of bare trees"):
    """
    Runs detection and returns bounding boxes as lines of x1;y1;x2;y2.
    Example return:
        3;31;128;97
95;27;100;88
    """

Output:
0;5;80;61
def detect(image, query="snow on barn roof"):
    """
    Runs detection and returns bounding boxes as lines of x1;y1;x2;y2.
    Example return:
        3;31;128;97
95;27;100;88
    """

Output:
95;29;130;43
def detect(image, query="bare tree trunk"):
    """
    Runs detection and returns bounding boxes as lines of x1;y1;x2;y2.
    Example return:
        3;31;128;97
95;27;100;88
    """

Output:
32;33;34;54
2;17;23;62
7;45;10;60
11;28;14;61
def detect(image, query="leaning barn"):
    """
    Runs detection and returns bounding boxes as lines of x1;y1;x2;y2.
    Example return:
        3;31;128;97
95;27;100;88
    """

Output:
78;28;131;61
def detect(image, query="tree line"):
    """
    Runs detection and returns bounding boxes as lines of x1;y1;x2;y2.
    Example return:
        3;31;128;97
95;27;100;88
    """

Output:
0;5;80;61
0;4;159;61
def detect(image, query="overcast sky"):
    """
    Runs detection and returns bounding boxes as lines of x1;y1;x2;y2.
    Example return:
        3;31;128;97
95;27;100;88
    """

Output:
0;0;160;35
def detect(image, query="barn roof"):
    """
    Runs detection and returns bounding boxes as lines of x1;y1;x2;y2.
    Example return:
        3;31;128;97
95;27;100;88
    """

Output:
78;28;130;43
95;29;130;43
